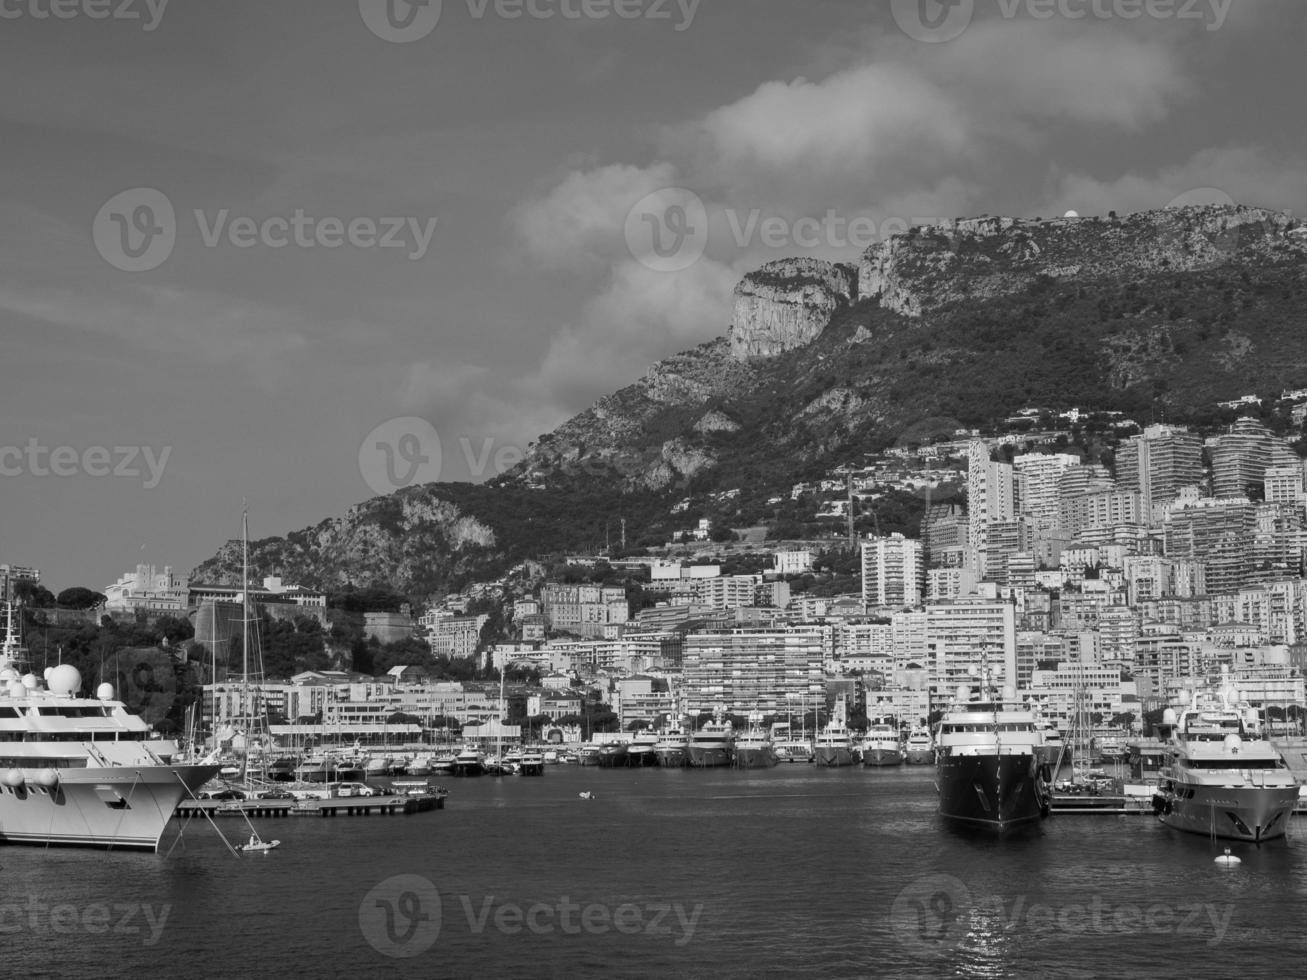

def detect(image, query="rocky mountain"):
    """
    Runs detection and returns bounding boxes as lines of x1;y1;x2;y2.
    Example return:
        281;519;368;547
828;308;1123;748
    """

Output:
191;490;497;595
195;204;1307;595
515;203;1307;492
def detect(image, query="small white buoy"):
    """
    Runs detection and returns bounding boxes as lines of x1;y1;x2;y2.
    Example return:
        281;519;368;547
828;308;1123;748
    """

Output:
1215;848;1241;866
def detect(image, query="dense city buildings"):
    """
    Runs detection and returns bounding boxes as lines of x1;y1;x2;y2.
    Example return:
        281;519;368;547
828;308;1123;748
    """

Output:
55;410;1307;743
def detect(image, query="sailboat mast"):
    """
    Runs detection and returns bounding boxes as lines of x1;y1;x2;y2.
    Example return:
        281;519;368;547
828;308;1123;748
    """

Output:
242;506;249;696
210;601;217;748
241;505;250;781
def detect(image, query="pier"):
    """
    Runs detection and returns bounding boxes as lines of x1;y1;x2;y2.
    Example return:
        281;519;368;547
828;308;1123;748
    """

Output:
1050;794;1153;815
1050;791;1307;817
176;793;445;819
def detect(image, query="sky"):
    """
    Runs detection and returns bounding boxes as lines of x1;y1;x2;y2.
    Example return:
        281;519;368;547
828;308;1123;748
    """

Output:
1;0;1305;592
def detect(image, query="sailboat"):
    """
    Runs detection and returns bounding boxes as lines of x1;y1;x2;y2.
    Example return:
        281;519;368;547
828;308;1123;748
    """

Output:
233;508;270;790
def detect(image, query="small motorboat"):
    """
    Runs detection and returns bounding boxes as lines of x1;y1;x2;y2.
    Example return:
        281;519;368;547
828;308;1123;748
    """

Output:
238;835;281;853
578;791;596;800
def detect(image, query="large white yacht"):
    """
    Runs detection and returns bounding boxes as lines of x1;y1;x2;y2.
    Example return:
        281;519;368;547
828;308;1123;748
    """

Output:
732;713;777;769
1152;679;1299;842
862;717;904;767
0;603;220;850
813;697;856;767
653;725;689;767
903;727;934;765
687;707;734;768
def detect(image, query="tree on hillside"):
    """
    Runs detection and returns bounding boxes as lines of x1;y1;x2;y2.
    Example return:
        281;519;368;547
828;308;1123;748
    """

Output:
14;581;55;608
55;587;106;610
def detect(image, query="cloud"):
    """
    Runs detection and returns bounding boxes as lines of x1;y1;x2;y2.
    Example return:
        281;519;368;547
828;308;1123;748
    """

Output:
689;64;968;187
930;20;1187;130
532;257;739;406
401;360;491;412
509;162;679;274
1043;145;1307;218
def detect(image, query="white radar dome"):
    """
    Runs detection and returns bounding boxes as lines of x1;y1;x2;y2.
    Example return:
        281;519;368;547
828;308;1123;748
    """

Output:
96;682;115;701
1064;210;1080;218
21;673;38;690
46;664;82;697
0;667;18;683
1223;734;1242;753
1162;708;1177;726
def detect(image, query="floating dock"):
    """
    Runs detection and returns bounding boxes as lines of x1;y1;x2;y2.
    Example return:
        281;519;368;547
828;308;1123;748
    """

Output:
1050;792;1307;816
176;793;445;819
1050;794;1153;815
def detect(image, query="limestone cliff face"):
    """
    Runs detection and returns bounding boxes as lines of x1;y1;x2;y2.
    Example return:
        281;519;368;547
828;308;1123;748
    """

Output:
693;409;741;435
728;259;857;359
857;205;1303;318
514;339;760;491
190;489;496;594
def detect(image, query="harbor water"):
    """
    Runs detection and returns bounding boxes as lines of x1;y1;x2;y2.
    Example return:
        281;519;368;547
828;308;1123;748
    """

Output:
5;765;1307;979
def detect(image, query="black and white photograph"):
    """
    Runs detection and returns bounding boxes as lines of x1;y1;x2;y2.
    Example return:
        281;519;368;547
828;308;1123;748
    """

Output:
2;1;1306;977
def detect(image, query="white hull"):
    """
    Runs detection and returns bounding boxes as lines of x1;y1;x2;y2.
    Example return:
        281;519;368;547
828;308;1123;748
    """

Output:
1157;783;1299;842
0;763;219;851
813;745;854;767
863;746;904;767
